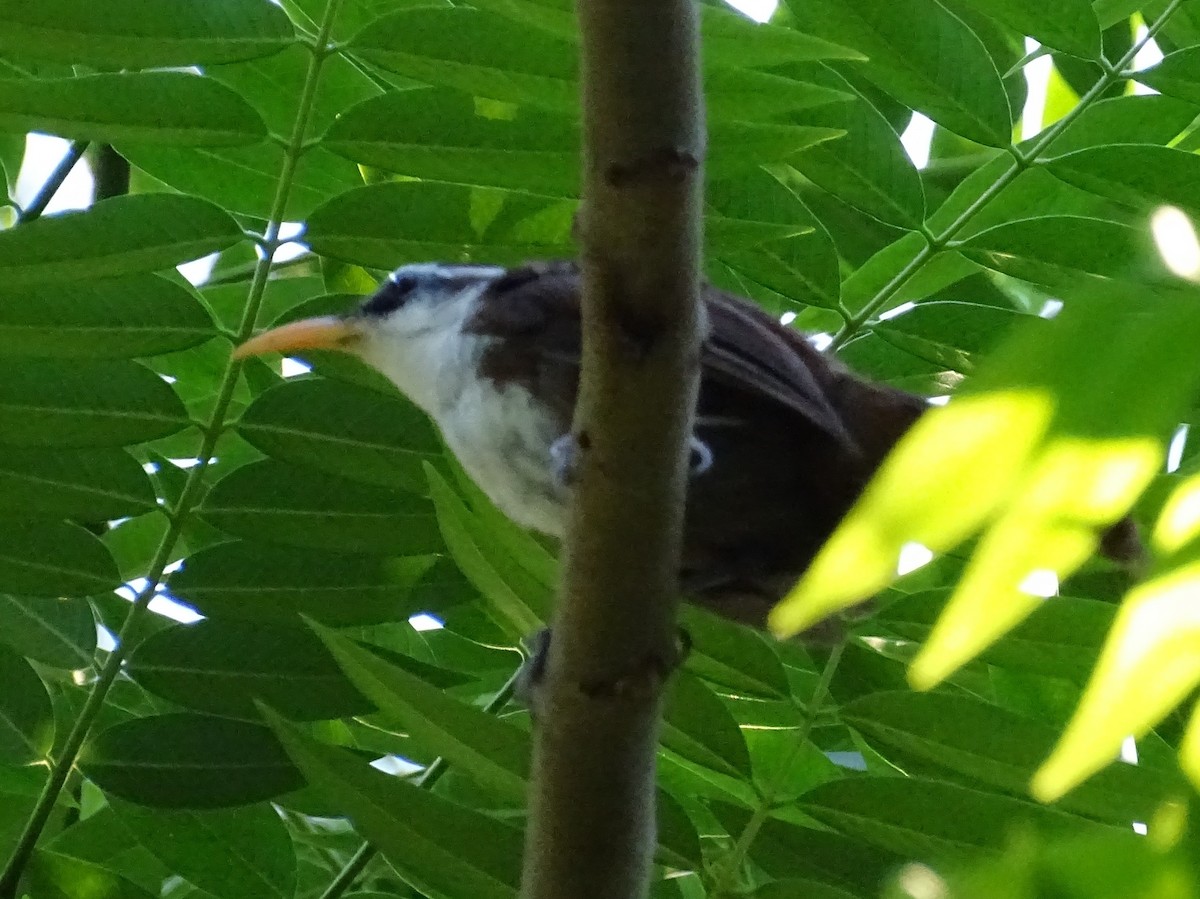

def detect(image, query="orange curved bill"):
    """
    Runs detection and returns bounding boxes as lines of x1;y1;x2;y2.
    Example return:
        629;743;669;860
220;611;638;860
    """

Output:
232;316;361;360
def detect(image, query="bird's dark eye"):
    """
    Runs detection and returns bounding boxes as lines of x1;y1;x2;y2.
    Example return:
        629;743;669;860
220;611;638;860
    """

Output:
361;269;423;317
391;272;420;296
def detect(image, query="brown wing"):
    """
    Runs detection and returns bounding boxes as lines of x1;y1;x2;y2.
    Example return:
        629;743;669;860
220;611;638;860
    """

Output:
465;261;856;446
701;287;855;448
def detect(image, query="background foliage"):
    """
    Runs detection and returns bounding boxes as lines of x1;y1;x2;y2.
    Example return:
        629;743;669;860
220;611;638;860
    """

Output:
2;0;1200;897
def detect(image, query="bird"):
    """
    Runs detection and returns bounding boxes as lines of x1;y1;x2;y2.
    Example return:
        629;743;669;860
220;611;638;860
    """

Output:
233;260;1141;632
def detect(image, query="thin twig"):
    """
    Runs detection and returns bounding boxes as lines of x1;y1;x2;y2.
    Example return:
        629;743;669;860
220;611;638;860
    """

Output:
0;1;346;892
713;643;845;894
15;140;89;224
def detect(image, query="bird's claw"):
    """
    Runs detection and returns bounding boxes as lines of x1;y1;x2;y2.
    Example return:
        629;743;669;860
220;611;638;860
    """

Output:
688;436;713;476
514;627;552;716
514;626;691;720
549;434;580;487
550;433;712;487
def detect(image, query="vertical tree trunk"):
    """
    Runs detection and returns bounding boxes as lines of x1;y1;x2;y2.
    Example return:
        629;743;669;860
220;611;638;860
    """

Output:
520;1;705;898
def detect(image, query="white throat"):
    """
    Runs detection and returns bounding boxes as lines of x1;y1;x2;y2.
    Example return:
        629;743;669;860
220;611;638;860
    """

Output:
356;279;568;537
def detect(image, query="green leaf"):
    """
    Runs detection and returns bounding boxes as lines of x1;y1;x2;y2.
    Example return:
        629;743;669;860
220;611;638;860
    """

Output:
103;511;173;583
115;46;375;220
957;215;1158;284
786;72;925;229
935;163;1117;243
127;618;374;721
843;691;1178;824
200;459;442;555
1037;475;1200;799
1093;0;1140;29
209;41;380;138
306;178;808;267
237;378;442;493
1044;144;1200;218
111;799;297;899
1135;47;1200;106
786;0;1011;146
0;0;295;67
117;142;363;222
0;595;96;669
311;620;531;797
80;712;303;808
0;194;243;287
872;302;1043;375
906;298;1200;691
875;590;1113;681
447;460;560;591
0;519;119;597
711;802;902;896
700;2;862;66
0;73;267;145
710;167;842;309
800;777;1109;859
1037;94;1200;156
841;233;979;317
750;880;861;899
264;707;523;899
951;0;1100;58
24;850;158;899
774;284;1200;645
425;464;550;635
39;806;153;877
0;359;190;447
0;644;53;764
350;7;578;111
706;67;854;120
838;330;955;394
306;180;574;268
679;607;789;698
168;540;437;626
320;88;584;196
0;447;156;518
926;828;1200;899
662;670;752;779
0;274;215;359
463;0;860;66
323;88;838;198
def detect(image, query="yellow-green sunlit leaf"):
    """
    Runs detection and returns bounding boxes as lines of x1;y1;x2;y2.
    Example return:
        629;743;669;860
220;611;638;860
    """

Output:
1033;471;1200;797
1152;472;1200;556
1180;704;1200;791
910;437;1161;689
769;390;1052;638
775;281;1200;656
1032;559;1200;801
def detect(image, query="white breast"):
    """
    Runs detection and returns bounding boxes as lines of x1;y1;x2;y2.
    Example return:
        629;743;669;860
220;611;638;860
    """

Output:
438;377;567;536
356;287;569;537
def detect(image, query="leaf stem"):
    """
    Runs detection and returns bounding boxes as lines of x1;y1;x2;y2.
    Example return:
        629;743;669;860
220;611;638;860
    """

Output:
317;670;521;899
828;0;1184;351
0;1;345;893
712;642;844;894
15;140;89;224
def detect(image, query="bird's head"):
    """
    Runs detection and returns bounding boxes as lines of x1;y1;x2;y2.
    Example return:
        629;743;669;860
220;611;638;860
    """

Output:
232;263;507;364
233;262;510;414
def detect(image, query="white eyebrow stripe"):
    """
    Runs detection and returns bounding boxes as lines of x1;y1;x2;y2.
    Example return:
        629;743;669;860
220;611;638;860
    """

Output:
388;263;507;282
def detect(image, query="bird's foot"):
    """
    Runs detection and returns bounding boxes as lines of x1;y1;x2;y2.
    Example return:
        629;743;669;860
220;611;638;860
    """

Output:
549;434;582;487
550;432;712;487
514;627;552;716
514;626;692;720
688;436;713;476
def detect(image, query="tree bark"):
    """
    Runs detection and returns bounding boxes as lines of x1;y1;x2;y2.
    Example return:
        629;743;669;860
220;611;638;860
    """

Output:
519;1;705;898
